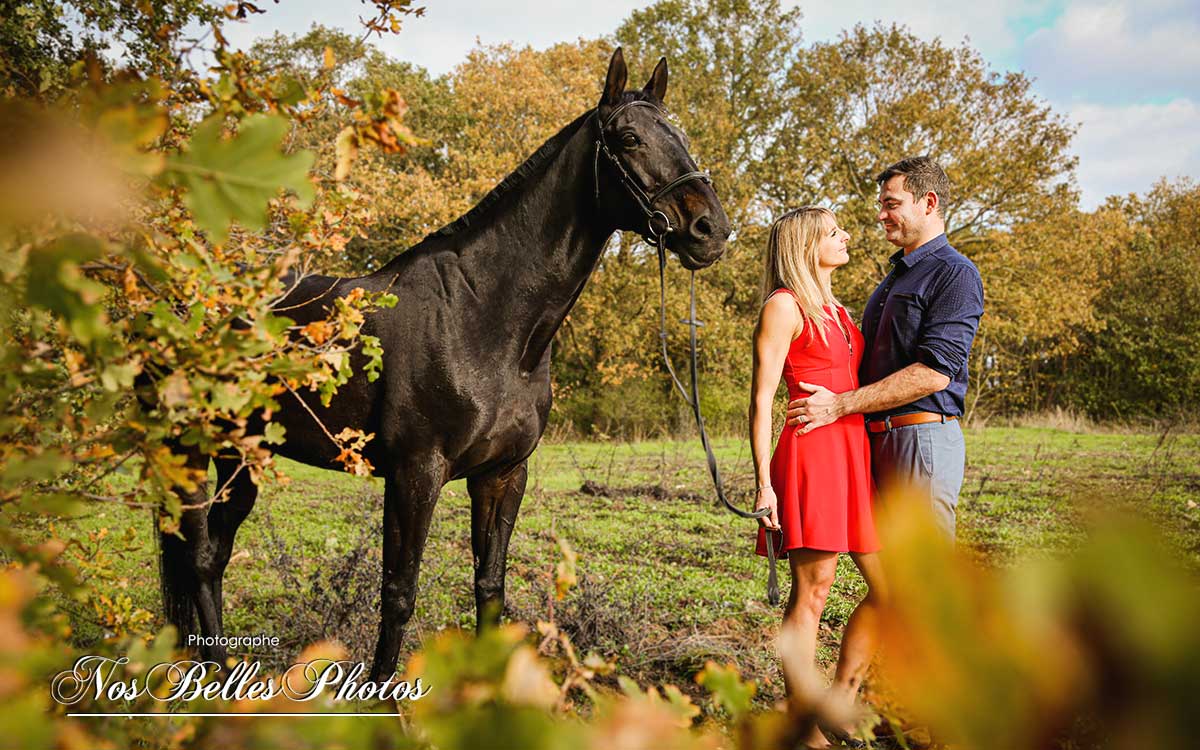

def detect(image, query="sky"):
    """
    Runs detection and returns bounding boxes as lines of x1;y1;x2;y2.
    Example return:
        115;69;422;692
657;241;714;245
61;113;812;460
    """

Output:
214;0;1200;209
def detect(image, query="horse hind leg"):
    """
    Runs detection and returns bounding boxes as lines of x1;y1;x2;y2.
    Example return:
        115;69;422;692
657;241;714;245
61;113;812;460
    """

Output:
157;445;224;662
208;457;259;632
467;461;528;630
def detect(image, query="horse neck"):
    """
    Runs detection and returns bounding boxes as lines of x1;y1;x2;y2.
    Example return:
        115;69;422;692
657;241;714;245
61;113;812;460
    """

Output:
455;120;615;370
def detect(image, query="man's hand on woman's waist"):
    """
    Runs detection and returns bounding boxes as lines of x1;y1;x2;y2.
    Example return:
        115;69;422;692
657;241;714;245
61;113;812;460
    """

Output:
786;363;951;435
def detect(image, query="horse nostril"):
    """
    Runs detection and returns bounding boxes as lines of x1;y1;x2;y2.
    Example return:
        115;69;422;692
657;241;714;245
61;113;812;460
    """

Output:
693;215;713;238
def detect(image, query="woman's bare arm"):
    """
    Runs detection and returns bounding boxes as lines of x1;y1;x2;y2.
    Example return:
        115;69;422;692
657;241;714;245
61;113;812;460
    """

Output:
749;294;799;529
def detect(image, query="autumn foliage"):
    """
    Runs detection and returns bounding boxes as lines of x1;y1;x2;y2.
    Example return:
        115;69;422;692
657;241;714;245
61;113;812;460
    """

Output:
249;2;1199;434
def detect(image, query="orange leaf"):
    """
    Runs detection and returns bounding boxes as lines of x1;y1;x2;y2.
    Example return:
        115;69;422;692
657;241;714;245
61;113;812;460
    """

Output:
301;320;333;345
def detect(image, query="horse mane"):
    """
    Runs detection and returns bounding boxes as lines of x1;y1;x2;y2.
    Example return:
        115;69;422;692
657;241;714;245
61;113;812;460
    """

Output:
416;108;597;245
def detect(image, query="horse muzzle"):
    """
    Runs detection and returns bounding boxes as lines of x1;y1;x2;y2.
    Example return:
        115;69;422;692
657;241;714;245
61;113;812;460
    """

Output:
671;224;729;269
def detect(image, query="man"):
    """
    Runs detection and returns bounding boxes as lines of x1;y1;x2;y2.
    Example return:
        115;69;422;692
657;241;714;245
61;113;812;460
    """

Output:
785;156;984;540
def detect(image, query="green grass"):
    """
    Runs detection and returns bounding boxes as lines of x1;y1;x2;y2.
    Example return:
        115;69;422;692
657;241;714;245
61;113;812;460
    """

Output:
11;426;1200;706
959;426;1200;567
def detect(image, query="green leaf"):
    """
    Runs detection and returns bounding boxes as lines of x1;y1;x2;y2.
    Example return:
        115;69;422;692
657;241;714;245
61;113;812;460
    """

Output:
99;362;139;392
0;450;73;487
661;684;701;724
173;251;202;270
166;114;315;243
184;301;206;337
211;381;251;414
95;103;168;176
263;422;287;445
362;334;385;382
273;76;307;106
617;675;642;697
24;234;110;345
259;313;294;339
11;492;84;517
696;661;756;720
84;390;121;422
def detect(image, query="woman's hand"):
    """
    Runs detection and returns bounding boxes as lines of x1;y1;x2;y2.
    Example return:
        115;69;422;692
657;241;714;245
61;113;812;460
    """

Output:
755;486;780;531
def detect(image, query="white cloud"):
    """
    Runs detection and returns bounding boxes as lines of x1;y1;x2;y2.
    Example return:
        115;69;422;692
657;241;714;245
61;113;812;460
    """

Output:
1070;98;1200;207
1022;0;1200;102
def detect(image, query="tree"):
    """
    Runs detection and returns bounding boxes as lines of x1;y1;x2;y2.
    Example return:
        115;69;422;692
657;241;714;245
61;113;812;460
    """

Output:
206;6;1113;431
765;23;1079;307
588;10;1084;430
615;0;803;227
0;0;224;97
964;209;1120;416
1059;180;1200;418
248;25;451;271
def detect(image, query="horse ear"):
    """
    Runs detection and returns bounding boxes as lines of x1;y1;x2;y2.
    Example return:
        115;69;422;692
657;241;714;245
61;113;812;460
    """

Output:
601;47;627;107
643;57;668;102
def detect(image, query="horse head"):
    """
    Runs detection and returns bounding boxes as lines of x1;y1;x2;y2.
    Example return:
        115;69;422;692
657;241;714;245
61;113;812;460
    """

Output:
595;48;731;270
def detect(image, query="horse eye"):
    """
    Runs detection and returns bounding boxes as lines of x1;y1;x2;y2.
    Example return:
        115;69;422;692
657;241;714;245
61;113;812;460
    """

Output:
620;133;640;148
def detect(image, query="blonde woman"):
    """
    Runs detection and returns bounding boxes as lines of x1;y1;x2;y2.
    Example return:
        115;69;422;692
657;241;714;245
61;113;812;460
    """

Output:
750;207;886;748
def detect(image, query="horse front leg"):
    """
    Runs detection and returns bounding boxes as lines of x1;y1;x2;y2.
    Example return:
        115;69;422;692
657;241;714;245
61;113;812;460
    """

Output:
467;460;528;631
369;455;444;681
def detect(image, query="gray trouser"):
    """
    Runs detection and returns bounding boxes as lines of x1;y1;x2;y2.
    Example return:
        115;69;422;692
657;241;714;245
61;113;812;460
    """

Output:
868;419;966;541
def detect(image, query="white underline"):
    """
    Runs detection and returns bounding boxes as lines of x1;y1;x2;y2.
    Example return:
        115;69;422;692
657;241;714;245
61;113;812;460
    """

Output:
68;713;400;718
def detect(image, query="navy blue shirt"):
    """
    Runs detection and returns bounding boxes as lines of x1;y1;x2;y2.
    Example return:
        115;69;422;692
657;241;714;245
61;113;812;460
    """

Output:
859;234;984;419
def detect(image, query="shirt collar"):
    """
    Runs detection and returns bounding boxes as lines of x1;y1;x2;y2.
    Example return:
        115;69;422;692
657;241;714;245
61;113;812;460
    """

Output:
890;233;949;269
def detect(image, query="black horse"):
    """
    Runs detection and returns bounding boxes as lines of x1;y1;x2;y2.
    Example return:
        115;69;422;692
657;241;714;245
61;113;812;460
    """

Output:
159;48;731;681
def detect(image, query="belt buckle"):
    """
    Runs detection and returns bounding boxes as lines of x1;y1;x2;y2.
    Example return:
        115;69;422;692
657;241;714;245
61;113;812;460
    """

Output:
884;415;893;432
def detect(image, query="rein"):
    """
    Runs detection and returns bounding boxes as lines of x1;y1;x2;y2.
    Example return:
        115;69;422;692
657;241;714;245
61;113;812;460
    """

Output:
592;101;780;605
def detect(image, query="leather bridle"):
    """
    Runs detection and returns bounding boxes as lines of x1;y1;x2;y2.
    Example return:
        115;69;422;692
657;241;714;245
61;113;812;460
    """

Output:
593;100;710;243
592;100;780;605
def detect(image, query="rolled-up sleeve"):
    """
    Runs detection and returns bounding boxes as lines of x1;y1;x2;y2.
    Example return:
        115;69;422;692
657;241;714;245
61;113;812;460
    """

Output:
915;262;984;378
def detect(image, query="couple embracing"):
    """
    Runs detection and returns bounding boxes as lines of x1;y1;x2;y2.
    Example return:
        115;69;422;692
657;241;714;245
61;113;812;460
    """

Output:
748;157;985;747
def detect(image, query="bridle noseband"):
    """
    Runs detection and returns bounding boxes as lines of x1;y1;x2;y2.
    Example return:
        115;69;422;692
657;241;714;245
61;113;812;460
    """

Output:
592;100;711;244
591;99;778;605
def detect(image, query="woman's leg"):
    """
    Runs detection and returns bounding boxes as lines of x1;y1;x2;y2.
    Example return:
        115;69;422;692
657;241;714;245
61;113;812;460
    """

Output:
782;548;840;747
828;551;890;727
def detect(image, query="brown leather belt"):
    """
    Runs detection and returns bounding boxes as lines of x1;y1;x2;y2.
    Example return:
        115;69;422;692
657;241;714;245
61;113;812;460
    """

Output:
867;411;957;433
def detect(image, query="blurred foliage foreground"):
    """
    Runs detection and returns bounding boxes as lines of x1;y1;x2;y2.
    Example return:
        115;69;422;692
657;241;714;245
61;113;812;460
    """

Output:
1;494;1196;749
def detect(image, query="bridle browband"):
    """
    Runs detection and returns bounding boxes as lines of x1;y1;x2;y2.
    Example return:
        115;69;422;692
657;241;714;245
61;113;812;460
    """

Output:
591;99;779;605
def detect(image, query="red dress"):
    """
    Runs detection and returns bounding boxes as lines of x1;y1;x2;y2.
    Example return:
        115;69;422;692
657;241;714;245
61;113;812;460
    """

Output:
755;290;880;556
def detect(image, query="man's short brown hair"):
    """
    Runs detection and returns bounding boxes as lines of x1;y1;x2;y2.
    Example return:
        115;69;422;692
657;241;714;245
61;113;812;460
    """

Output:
876;156;951;217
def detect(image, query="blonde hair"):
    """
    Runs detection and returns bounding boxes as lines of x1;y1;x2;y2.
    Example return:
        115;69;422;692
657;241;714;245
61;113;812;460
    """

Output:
760;207;841;345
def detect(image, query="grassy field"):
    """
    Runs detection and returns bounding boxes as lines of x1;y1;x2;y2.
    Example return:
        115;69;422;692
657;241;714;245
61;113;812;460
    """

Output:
14;425;1200;709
